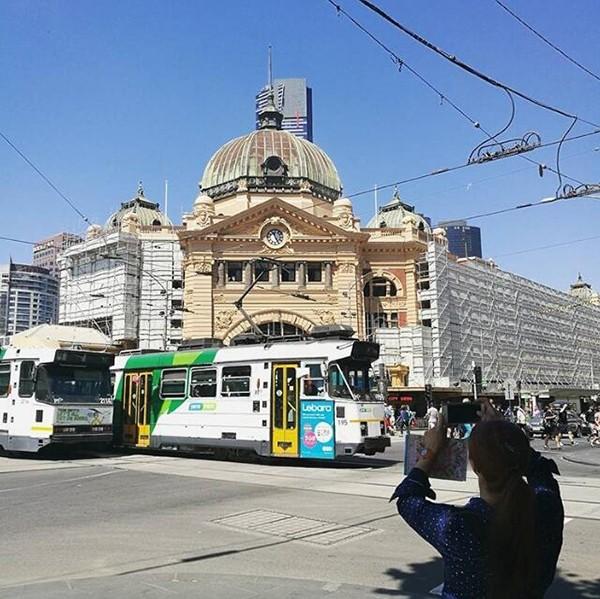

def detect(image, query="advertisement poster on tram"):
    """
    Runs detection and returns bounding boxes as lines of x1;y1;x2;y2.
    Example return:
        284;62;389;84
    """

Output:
300;400;335;459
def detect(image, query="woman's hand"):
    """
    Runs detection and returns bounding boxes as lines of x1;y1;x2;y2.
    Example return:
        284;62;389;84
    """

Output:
416;416;447;473
478;398;502;422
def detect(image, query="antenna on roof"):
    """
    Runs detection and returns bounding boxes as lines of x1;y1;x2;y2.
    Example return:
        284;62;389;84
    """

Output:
164;179;169;220
268;44;273;89
373;184;378;219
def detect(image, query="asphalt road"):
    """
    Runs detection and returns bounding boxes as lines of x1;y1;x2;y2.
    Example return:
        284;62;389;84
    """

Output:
0;438;599;598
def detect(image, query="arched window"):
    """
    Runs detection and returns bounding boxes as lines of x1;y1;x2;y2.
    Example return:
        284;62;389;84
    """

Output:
152;219;161;227
232;321;305;342
363;277;397;297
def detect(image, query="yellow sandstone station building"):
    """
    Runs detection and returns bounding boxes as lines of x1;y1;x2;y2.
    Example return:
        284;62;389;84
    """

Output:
179;93;434;349
59;87;600;412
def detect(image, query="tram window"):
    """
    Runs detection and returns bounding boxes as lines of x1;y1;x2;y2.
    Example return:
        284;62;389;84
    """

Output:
302;364;324;396
286;368;297;429
222;366;251;397
190;368;217;398
19;361;35;398
0;364;10;397
160;369;187;398
328;364;352;399
273;367;283;428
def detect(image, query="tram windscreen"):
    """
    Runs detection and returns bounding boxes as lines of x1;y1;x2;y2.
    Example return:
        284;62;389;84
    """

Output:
328;360;379;401
36;364;112;404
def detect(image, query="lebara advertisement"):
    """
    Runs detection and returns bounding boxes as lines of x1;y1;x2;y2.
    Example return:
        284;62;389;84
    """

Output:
300;400;335;459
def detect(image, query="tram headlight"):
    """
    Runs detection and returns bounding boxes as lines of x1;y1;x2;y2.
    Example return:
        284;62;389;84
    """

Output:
55;426;77;433
360;421;368;437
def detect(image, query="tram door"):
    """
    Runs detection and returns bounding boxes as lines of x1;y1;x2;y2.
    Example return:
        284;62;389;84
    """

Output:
122;372;152;447
271;364;299;457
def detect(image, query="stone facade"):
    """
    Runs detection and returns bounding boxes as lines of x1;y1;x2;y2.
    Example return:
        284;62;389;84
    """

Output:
180;190;430;345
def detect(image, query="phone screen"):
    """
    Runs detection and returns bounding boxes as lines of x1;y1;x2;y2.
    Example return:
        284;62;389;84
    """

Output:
444;403;481;425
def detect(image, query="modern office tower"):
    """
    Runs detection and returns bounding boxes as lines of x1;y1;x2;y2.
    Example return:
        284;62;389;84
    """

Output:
0;262;59;337
33;232;82;278
437;220;482;258
255;78;313;141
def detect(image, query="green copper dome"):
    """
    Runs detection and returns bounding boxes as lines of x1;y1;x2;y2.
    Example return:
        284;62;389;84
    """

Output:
366;191;431;231
200;128;343;201
105;184;172;230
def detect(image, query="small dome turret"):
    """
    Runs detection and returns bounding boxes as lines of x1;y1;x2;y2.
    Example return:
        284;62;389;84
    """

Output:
105;183;172;230
366;190;431;232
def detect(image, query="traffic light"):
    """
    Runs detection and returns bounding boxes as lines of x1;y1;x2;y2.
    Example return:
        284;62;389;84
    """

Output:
424;383;433;405
473;366;482;398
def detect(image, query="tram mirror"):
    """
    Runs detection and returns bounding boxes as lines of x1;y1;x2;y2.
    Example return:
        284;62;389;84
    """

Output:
297;367;309;379
320;362;328;379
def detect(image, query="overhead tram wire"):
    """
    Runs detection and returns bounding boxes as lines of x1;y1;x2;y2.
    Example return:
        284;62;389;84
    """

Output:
346;128;600;199
441;192;599;226
0;235;36;246
326;0;479;127
354;0;600;129
0;130;91;226
493;0;600;84
494;234;600;259
325;1;591;200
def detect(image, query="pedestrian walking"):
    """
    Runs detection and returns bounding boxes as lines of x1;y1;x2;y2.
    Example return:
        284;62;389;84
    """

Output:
515;406;528;435
384;403;395;434
391;399;564;598
425;404;439;430
503;405;515;423
397;405;411;435
557;403;575;447
543;405;559;450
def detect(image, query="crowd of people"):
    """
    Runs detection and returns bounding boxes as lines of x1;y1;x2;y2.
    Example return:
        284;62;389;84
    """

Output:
384;404;416;435
384;399;600;447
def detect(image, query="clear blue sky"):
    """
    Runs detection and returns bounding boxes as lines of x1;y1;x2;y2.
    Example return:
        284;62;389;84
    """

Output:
2;0;599;291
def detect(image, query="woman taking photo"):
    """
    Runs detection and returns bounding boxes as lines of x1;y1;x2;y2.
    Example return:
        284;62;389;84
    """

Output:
391;400;564;598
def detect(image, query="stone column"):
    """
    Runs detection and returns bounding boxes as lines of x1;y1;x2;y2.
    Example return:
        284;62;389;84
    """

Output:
217;261;225;288
244;261;252;285
298;262;306;289
324;262;333;289
271;263;280;288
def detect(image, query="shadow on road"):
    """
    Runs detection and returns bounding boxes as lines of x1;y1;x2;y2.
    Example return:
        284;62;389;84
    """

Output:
371;557;600;598
0;444;400;469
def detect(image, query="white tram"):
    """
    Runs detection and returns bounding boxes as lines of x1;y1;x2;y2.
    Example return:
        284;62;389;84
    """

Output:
0;325;114;453
112;327;391;459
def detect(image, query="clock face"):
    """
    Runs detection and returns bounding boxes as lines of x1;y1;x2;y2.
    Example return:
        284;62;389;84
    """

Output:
265;227;285;247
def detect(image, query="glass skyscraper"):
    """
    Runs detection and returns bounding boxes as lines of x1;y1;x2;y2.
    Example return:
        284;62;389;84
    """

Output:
0;262;59;337
437;220;482;258
255;78;313;141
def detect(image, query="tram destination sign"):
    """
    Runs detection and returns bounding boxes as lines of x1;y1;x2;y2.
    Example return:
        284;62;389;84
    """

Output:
350;341;380;361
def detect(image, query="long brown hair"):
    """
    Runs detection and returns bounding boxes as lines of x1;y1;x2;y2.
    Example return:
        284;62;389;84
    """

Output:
468;420;537;598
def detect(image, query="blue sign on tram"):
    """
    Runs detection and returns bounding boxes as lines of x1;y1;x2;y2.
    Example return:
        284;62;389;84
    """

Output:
299;400;335;459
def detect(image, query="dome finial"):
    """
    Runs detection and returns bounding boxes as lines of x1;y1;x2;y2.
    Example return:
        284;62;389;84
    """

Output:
258;45;283;130
268;44;273;90
137;181;144;197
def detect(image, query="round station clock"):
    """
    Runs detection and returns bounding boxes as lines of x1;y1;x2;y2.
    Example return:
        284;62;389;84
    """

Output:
264;227;286;248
